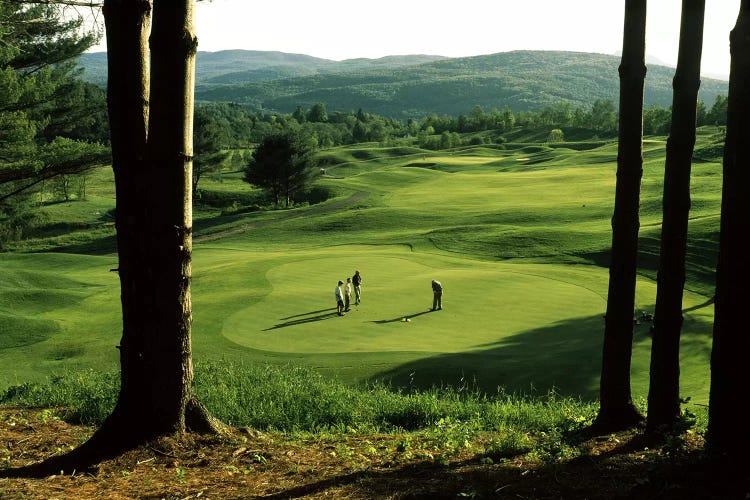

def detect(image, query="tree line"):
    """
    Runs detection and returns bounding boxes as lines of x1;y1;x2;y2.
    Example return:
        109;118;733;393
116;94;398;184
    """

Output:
0;3;729;235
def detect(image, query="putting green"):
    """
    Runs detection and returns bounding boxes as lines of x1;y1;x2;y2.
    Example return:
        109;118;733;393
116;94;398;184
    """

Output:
221;246;611;354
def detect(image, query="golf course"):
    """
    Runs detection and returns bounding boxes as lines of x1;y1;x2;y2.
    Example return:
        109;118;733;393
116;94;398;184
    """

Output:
0;132;720;406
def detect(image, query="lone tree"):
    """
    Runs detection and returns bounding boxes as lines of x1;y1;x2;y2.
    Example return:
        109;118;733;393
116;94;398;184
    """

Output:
595;0;647;431
647;0;705;434
245;133;317;207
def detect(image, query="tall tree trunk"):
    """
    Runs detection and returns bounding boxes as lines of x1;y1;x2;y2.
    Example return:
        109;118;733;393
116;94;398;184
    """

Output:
132;0;197;435
92;0;155;445
9;3;221;475
707;0;750;459
595;0;647;431
646;0;705;434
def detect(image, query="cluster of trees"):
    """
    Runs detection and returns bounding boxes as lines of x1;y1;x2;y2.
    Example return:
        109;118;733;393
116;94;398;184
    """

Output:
598;0;750;470
195;95;728;164
0;3;109;245
644;94;727;135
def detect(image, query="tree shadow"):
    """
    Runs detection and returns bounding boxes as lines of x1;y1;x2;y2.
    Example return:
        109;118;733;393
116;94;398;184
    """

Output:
259;433;731;499
263;308;340;331
52;234;117;255
371;309;436;324
683;296;714;313
366;312;714;399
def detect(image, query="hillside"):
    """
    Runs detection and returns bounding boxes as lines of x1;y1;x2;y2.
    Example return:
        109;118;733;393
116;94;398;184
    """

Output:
78;49;728;119
77;50;448;88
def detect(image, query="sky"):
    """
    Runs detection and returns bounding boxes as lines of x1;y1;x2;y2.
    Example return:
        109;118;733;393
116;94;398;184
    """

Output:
89;0;741;79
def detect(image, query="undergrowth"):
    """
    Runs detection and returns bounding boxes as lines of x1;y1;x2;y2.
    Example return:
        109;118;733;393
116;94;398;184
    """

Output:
0;361;706;464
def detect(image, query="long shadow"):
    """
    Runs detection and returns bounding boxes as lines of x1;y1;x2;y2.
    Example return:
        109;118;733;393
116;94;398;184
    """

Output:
683;296;714;313
371;309;435;324
263;309;340;331
366;312;715;399
280;308;334;320
52;234;117;255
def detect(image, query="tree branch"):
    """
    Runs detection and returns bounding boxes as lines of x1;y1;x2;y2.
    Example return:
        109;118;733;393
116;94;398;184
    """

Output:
4;1;103;7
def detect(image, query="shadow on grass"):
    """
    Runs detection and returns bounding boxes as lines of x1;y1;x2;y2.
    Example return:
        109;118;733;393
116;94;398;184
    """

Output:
683;296;714;313
52;234;117;255
263;308;341;331
367;312;714;400
371;309;436;324
280;308;335;320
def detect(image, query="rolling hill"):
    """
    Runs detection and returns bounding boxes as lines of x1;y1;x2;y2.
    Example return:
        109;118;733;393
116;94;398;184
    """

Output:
80;48;728;119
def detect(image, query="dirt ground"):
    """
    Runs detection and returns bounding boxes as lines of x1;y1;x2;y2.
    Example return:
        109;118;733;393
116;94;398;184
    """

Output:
0;408;747;499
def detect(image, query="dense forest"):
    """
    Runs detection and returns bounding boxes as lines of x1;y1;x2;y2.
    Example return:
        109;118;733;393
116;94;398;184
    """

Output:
77;49;729;118
3;44;731;247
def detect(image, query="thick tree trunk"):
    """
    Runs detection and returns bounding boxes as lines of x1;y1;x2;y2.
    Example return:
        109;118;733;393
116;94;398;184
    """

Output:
98;0;157;444
25;2;221;471
595;0;647;431
707;0;750;460
646;0;705;434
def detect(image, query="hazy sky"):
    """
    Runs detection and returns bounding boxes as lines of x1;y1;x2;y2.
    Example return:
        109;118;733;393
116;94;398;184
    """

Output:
90;0;741;79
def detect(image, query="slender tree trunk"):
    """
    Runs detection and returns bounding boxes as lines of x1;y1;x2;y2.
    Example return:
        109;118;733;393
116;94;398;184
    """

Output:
646;0;705;434
595;0;647;431
707;0;750;459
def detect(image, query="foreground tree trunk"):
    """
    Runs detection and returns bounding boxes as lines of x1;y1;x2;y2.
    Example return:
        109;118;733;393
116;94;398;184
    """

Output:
707;1;750;460
595;0;647;431
111;0;220;440
646;0;705;434
1;2;220;475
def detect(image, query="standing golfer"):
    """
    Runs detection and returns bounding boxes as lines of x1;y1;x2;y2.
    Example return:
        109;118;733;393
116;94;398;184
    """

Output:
335;280;345;316
344;277;352;312
352;270;362;304
431;279;443;311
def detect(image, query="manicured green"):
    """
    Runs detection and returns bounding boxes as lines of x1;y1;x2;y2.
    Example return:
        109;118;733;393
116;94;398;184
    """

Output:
0;130;722;413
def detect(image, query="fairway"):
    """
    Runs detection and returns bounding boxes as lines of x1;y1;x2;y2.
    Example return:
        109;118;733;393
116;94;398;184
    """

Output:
0;138;720;405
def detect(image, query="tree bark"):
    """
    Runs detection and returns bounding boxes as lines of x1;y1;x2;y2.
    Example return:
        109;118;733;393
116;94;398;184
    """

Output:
10;2;224;473
646;0;705;434
707;0;750;460
595;0;647;432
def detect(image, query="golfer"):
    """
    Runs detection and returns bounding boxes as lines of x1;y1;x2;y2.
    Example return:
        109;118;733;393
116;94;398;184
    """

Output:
335;280;345;316
431;279;443;311
344;277;352;312
352;270;362;304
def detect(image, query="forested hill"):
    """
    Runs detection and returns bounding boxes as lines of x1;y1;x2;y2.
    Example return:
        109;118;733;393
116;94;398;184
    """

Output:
77;50;448;87
79;49;728;118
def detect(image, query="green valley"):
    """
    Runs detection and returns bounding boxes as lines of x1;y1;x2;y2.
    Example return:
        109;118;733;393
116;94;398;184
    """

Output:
0;131;721;407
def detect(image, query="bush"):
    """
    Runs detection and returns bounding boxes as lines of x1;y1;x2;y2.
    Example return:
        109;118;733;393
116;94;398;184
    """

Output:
195;189;263;209
306;186;331;205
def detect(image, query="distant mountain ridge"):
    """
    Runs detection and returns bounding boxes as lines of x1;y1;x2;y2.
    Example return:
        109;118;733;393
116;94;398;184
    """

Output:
78;50;449;87
78;49;728;119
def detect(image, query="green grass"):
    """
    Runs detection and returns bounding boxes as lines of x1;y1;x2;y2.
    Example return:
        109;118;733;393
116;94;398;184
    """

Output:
0;361;604;432
0;361;707;441
0;128;722;413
